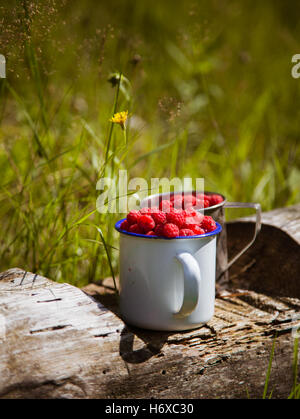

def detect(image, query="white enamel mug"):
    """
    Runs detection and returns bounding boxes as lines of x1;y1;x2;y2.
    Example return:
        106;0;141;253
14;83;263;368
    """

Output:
115;219;222;331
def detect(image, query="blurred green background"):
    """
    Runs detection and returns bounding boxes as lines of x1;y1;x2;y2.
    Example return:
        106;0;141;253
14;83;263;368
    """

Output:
0;0;299;285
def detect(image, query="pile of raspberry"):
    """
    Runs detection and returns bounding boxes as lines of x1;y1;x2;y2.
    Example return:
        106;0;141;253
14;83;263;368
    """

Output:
169;192;223;210
120;195;219;239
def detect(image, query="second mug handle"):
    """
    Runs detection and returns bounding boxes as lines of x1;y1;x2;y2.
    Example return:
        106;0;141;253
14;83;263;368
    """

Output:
223;202;262;271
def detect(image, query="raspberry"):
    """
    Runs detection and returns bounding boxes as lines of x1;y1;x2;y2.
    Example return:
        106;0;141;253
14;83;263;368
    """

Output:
138;214;155;233
120;220;129;231
197;193;211;201
163;223;180;238
129;224;143;234
209;194;224;206
194;198;205;209
159;200;173;212
201;216;217;232
183;208;197;217
196;193;206;200
192;225;205;235
139;207;152;215
172;196;184;210
166;209;185;228
183;213;204;228
154;224;165;237
127;210;141;226
146;231;156;236
151;210;166;225
179;229;194;237
183;221;197;230
149;206;160;213
204;199;210;208
182;194;196;209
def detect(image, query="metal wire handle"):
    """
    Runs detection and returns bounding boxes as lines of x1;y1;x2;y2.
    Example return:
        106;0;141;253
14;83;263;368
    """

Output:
224;202;262;271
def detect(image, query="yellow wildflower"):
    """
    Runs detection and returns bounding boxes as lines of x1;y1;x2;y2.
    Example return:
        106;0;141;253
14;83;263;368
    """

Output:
110;111;128;130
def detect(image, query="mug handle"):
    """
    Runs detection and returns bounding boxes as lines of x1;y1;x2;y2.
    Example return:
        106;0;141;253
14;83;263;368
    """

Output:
173;252;201;318
223;202;262;271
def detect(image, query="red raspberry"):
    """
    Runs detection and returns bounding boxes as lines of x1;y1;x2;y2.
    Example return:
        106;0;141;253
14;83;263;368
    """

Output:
138;215;155;233
209;194;224;206
163;223;180;238
127;210;141;226
192;225;205;235
195;212;205;223
129;224;143;234
166;209;185;228
182;194;196;209
120;220;129;231
139;207;152;215
196;193;210;201
183;208;197;217
172;196;184;210
179;229;194;237
201;216;217;232
183;221;197;230
194;198;205;209
146;231;156;236
151;210;166;225
159;200;173;213
204;199;210;208
154;224;165;237
183;213;204;228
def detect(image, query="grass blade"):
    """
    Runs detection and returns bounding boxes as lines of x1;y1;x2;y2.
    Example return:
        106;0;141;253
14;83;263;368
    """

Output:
263;334;277;399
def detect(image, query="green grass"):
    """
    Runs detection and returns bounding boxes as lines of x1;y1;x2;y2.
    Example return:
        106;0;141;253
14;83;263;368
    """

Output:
0;0;300;285
243;335;300;399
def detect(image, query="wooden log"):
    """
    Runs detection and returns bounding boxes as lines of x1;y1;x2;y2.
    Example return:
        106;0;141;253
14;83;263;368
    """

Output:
0;268;299;399
0;205;299;399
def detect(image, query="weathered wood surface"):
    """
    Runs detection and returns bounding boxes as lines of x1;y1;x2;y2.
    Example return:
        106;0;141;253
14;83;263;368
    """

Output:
233;202;300;244
0;204;299;399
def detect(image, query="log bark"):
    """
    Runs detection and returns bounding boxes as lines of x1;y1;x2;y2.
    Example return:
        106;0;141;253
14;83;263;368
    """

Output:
0;204;299;399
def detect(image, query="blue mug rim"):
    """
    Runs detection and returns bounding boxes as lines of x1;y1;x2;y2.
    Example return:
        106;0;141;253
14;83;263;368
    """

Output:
115;218;222;240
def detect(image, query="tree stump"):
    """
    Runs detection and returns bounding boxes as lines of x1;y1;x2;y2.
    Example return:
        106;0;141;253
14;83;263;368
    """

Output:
0;204;299;399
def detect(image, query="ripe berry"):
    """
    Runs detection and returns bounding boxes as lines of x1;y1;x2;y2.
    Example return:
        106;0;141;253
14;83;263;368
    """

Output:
209;194;224;206
192;225;205;235
194;198;205;209
201;216;217;232
138;215;155;233
146;231;156;236
182;194;196;209
139;207;152;215
127;210;141;226
120;220;129;231
159;200;173;213
151;210;166;225
204;199;210;208
129;224;143;234
154;224;165;237
163;223;180;238
183;213;204;230
149;206;160;213
183;208;197;217
172;196;184;210
166;209;185;228
196;193;206;201
179;229;194;237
